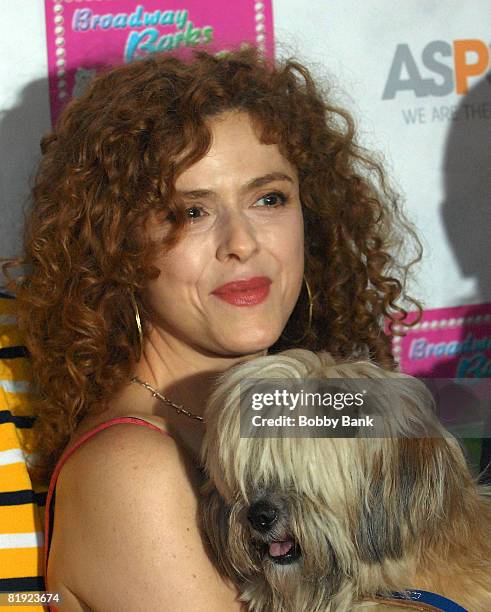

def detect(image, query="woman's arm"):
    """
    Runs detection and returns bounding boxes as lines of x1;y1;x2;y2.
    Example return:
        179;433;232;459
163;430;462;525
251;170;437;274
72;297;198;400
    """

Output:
47;424;245;611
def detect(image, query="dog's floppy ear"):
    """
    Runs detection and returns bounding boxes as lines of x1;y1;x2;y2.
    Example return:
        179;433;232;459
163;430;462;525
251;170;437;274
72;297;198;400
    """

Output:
353;435;473;564
199;478;240;582
352;443;405;564
395;435;474;533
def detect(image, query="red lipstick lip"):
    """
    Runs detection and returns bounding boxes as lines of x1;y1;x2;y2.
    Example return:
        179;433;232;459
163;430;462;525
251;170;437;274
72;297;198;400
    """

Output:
212;276;272;294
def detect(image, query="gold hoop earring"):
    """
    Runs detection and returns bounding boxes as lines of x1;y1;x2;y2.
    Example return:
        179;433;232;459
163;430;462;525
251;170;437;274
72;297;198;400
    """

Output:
281;275;315;344
129;292;143;361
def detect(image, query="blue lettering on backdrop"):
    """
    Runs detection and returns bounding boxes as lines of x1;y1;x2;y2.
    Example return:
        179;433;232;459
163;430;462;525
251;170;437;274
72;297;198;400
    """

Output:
72;9;92;31
100;15;113;30
124;22;208;61
409;333;491;360
113;15;128;29
72;6;189;32
70;5;212;61
129;6;144;28
457;353;491;377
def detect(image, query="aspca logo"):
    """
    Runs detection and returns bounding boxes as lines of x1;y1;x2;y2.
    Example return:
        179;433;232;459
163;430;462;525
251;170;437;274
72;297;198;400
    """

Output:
383;39;490;100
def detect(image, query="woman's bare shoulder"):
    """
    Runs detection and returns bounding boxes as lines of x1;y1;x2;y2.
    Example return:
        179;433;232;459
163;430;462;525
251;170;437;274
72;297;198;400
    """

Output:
65;409;172;448
49;420;244;611
58;414;178;486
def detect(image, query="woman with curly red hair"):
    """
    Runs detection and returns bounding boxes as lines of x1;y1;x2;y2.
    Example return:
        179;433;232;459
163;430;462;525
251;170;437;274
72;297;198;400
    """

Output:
2;45;421;610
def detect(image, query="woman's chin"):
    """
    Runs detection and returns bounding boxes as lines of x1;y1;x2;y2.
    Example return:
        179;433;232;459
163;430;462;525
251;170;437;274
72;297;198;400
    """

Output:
219;331;279;356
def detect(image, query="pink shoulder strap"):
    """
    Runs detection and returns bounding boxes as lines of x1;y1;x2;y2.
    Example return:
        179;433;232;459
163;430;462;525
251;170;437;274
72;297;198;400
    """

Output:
43;416;172;607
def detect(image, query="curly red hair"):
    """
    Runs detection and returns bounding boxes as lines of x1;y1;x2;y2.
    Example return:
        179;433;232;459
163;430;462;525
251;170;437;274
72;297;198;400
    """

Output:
1;45;422;484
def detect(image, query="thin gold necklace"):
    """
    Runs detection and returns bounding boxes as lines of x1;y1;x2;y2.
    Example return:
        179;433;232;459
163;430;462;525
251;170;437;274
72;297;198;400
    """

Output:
130;376;205;422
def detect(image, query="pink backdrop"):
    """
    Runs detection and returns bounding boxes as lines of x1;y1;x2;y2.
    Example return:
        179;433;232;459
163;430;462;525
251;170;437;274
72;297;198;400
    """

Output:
391;303;491;378
390;303;491;470
45;0;274;126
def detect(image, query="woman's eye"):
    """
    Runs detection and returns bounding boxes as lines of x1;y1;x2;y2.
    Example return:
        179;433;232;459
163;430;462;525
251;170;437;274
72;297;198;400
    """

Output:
185;206;205;221
166;206;206;223
255;192;288;207
165;206;203;223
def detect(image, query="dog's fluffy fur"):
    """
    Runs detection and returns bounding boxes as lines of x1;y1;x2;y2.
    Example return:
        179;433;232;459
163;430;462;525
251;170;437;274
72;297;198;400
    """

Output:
199;349;491;611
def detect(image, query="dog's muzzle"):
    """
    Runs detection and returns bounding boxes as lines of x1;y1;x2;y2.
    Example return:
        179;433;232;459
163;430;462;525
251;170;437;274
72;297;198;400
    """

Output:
247;500;302;565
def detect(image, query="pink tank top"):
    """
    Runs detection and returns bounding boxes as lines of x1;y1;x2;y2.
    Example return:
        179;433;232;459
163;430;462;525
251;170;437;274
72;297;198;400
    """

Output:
43;416;172;611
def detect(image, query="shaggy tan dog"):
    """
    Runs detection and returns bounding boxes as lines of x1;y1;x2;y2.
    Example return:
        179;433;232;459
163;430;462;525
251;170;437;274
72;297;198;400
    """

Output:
199;349;491;612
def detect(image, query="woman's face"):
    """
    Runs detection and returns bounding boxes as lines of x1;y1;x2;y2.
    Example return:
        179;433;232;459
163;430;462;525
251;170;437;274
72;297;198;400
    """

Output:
144;109;304;357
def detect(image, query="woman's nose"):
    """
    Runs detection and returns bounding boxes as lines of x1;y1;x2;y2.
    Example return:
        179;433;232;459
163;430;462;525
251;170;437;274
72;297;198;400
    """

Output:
216;212;259;261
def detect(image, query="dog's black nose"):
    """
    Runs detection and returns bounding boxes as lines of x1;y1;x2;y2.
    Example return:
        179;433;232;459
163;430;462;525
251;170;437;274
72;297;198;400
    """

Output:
247;501;278;532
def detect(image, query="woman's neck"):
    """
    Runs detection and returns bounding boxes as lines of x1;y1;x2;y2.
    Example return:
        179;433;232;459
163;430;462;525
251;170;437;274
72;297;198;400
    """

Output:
133;327;268;420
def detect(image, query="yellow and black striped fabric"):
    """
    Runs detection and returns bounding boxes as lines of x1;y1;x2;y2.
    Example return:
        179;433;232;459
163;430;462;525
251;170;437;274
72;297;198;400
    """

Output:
0;291;46;610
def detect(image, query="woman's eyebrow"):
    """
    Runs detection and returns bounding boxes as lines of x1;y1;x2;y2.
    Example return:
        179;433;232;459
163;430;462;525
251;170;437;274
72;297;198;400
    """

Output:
176;172;294;200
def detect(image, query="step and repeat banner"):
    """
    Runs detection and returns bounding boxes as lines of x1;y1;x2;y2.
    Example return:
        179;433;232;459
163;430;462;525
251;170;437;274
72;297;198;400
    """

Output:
0;0;490;381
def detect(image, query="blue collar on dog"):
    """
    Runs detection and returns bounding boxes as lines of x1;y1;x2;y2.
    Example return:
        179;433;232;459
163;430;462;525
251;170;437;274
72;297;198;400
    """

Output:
386;589;468;611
